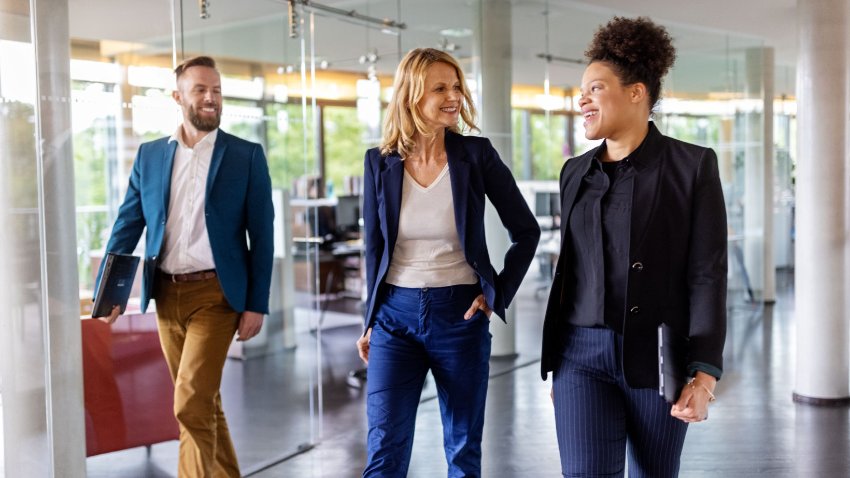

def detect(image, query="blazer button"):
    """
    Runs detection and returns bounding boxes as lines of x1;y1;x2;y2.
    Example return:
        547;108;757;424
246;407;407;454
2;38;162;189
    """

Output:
629;306;640;314
472;262;478;269
631;261;644;271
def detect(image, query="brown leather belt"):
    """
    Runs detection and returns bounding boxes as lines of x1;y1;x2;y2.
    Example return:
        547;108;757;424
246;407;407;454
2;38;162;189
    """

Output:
159;269;217;283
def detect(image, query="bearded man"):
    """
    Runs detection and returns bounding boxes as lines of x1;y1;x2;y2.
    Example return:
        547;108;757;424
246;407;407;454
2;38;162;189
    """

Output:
95;55;274;478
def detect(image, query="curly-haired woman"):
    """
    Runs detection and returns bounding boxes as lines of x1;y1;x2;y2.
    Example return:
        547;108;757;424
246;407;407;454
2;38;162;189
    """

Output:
540;17;727;477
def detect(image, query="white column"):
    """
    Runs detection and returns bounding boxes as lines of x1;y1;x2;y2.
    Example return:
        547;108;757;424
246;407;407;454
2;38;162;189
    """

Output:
794;0;850;403
743;47;776;303
34;0;87;472
762;47;776;303
474;0;516;357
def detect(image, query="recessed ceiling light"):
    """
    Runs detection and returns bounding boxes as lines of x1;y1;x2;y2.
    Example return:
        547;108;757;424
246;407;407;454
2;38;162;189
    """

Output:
439;27;473;38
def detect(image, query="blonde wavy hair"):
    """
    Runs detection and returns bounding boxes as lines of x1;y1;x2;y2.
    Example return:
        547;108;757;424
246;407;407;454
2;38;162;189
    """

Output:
380;48;478;158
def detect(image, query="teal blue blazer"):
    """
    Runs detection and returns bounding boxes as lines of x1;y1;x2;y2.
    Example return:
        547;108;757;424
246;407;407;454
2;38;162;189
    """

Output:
96;130;275;314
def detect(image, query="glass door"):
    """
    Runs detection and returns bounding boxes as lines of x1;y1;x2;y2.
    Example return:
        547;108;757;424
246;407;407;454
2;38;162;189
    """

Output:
167;0;323;472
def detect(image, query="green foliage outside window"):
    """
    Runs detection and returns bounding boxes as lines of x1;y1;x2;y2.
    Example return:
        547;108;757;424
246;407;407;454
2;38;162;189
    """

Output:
222;98;263;144
73;125;110;291
511;110;524;177
657;115;719;147
2;101;38;209
530;112;567;180
265;102;316;190
1;101;42;288
71;79;114;291
510;109;569;181
323;106;369;196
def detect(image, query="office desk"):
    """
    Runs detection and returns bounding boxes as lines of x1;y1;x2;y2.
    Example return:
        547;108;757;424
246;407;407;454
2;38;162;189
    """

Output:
81;311;178;457
293;239;363;296
293;252;345;293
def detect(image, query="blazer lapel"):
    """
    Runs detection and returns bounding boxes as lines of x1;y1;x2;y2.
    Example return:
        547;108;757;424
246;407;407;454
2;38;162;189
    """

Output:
162;140;178;211
206;130;227;198
380;154;404;255
445;132;470;249
559;153;593;241
629;123;665;251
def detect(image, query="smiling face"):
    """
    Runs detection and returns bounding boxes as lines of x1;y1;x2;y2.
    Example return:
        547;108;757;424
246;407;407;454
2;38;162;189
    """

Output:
416;61;462;132
578;61;647;141
173;65;222;133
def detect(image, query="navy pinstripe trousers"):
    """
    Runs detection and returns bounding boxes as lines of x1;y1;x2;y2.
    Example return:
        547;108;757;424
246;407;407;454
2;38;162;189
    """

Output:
552;325;688;477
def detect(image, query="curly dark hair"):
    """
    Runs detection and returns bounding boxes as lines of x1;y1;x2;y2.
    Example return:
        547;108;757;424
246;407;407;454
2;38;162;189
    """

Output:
585;16;676;110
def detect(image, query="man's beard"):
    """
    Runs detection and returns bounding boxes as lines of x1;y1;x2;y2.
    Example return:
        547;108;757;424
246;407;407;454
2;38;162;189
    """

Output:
188;103;221;131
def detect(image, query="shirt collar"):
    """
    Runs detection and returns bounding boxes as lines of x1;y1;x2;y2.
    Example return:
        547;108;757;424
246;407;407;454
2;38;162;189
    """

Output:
169;125;218;150
591;149;631;172
592;121;660;171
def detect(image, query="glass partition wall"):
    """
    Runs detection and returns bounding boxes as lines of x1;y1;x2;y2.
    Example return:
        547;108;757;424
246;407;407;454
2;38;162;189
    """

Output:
0;5;54;476
78;0;410;473
79;0;337;473
1;0;85;476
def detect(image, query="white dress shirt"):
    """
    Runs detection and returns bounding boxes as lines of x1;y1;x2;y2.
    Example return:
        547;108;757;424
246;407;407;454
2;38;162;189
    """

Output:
159;126;217;274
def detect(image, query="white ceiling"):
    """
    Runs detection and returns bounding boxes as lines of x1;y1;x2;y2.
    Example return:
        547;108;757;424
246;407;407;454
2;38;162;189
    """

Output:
67;0;799;96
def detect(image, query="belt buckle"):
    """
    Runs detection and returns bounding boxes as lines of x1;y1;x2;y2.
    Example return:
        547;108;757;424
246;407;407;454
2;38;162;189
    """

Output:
171;273;178;283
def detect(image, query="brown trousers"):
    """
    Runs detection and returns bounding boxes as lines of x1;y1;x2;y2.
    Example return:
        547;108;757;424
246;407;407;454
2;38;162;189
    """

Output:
154;276;241;478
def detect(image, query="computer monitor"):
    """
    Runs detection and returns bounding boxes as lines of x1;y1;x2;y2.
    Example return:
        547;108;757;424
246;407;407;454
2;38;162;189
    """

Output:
297;205;335;238
335;195;361;234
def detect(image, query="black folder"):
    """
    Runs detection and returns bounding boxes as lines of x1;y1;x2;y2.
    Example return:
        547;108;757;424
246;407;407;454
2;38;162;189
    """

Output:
657;323;689;403
92;253;140;318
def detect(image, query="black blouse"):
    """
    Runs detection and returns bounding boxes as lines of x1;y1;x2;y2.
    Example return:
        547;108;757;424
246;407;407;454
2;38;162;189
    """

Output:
564;150;636;332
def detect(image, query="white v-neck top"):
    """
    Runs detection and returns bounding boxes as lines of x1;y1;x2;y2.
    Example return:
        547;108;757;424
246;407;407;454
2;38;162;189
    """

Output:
385;164;478;288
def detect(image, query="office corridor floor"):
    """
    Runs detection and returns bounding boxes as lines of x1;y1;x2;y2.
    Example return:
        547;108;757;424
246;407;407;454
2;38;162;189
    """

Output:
86;270;850;477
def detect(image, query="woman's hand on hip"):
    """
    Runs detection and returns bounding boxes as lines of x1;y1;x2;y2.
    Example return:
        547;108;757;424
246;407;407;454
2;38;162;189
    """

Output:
356;327;372;364
671;371;717;423
464;294;492;320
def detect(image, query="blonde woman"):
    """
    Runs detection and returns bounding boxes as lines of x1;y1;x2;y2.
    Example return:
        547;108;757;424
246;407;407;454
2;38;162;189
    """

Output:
356;48;539;477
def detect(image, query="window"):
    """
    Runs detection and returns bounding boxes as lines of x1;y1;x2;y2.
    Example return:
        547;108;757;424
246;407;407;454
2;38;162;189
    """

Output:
323;105;369;196
265;102;316;191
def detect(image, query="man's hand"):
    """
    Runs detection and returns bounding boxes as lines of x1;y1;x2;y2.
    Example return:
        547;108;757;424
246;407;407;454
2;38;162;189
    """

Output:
98;305;122;325
237;311;264;341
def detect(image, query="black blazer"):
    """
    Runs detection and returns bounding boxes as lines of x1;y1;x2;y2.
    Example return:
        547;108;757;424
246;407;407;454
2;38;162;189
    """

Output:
362;130;541;329
540;122;727;388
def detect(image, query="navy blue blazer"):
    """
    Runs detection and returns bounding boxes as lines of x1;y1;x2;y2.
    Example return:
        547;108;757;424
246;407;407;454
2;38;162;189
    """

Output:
541;122;727;388
362;130;541;328
96;129;275;314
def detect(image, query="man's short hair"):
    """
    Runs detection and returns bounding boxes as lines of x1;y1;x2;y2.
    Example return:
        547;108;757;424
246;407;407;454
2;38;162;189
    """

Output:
174;56;217;80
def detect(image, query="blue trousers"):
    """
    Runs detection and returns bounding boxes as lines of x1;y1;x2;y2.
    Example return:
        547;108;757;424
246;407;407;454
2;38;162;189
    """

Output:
552;325;688;478
364;284;491;478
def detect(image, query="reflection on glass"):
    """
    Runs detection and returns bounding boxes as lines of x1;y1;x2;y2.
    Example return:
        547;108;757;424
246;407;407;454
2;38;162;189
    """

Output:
0;35;50;476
